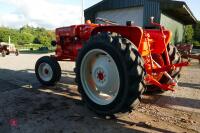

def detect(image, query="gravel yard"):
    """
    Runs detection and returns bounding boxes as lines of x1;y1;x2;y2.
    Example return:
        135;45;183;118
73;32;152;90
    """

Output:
0;53;200;133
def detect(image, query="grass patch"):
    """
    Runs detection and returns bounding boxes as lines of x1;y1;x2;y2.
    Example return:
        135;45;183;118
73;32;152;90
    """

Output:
16;43;55;54
193;41;200;46
20;50;55;54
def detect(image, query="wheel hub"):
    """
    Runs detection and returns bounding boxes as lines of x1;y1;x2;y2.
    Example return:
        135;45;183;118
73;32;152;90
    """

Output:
44;69;49;75
93;67;106;85
80;49;120;105
38;63;53;82
91;55;118;93
97;71;104;81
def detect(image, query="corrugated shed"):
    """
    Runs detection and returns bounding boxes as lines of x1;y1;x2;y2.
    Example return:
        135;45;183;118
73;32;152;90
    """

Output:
85;0;197;26
85;0;145;23
143;0;160;27
84;0;197;44
96;7;144;26
85;0;145;11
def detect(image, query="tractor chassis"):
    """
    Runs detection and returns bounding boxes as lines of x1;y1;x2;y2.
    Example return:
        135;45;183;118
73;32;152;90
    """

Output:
35;17;190;116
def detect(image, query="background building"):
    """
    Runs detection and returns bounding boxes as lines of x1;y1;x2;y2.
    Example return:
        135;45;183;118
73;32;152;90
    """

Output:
85;0;197;44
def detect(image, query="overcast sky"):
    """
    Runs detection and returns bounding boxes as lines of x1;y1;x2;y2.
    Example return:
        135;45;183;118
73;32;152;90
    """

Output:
0;0;199;29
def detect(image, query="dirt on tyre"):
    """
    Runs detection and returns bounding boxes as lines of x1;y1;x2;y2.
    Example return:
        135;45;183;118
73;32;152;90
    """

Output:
75;32;145;116
35;56;61;86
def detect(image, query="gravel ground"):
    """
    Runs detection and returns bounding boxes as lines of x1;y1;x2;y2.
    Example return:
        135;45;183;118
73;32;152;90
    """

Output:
0;53;200;133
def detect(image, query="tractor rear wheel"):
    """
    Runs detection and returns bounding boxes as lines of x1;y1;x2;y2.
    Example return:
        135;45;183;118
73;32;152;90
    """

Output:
75;32;145;116
35;56;61;86
168;44;182;78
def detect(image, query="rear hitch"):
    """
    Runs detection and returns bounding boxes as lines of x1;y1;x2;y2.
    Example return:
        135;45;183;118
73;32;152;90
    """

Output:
145;74;175;91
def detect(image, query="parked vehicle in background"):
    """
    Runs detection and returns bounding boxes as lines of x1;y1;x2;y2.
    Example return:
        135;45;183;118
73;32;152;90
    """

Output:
0;42;19;57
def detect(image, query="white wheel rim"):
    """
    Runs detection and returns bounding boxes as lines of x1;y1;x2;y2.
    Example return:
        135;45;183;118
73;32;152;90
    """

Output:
38;63;53;82
80;49;120;105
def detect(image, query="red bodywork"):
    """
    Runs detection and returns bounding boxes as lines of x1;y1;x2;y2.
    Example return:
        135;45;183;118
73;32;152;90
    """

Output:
53;21;188;91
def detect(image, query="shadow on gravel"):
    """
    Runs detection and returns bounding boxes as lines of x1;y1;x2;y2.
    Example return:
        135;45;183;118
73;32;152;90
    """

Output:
178;82;200;90
142;94;200;110
0;68;177;133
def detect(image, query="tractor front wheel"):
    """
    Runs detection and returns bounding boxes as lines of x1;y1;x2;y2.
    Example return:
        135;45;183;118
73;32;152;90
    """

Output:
2;50;6;57
35;56;61;86
15;50;19;56
76;32;145;116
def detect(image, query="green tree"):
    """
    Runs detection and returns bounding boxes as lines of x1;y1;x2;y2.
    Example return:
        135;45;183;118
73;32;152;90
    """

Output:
38;35;51;46
33;30;55;45
0;28;10;42
0;27;20;44
20;25;33;34
0;25;55;46
184;25;194;43
18;32;34;45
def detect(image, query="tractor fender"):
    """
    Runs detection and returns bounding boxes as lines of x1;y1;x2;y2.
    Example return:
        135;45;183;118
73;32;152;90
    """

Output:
91;26;143;48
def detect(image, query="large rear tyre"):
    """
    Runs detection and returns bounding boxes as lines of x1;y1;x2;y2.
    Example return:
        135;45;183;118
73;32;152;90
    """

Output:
159;44;182;84
166;44;182;79
35;56;61;86
76;32;145;116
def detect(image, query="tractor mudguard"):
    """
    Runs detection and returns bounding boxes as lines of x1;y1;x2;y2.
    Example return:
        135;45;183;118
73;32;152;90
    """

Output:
91;26;143;48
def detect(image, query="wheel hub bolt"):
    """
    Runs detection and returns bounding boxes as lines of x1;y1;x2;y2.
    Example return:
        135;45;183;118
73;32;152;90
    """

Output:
97;71;104;81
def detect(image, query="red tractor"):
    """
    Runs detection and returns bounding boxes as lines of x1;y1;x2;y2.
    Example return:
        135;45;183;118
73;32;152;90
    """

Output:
35;17;188;116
